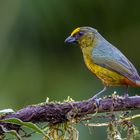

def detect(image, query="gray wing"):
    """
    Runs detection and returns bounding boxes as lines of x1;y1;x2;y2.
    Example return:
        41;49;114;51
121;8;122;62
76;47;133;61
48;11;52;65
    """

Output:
92;39;140;82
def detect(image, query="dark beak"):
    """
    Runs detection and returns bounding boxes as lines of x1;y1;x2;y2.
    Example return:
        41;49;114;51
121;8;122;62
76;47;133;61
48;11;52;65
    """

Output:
64;36;76;43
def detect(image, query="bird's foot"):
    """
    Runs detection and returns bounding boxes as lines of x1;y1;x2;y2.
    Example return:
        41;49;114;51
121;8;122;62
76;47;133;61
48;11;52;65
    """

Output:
88;96;101;107
88;86;107;107
89;94;98;101
124;85;129;98
124;92;129;98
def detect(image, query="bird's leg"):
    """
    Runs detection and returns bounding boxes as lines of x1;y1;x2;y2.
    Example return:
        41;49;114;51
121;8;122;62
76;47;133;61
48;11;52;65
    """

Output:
124;85;129;97
89;86;107;102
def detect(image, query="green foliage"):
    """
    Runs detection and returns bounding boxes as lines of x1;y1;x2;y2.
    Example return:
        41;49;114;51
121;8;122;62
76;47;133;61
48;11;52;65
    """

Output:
0;118;50;139
0;125;22;140
1;112;140;140
0;118;79;140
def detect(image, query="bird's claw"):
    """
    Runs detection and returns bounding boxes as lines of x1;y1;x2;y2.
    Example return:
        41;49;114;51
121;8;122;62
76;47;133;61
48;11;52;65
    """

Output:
124;93;129;98
88;96;101;108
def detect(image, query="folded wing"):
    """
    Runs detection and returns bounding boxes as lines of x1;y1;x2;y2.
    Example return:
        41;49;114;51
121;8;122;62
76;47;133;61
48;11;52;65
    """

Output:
92;39;140;83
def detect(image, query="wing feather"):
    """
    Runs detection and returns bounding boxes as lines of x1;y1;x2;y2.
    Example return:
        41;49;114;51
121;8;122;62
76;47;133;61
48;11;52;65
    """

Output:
92;38;140;82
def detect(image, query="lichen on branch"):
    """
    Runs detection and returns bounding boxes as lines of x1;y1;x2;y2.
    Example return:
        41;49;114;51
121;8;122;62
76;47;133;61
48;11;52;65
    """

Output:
1;95;140;139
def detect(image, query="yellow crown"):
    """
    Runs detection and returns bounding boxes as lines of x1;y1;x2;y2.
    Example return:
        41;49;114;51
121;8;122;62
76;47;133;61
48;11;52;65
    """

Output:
71;27;80;36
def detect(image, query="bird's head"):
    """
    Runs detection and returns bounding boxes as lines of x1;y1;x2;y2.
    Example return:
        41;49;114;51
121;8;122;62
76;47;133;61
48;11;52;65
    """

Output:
65;27;98;48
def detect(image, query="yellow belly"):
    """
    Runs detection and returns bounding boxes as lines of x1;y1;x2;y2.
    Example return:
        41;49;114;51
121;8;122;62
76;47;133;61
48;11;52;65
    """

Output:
83;55;125;86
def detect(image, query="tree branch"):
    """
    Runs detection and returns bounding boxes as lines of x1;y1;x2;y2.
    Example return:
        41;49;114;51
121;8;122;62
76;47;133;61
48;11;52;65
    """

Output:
1;95;140;133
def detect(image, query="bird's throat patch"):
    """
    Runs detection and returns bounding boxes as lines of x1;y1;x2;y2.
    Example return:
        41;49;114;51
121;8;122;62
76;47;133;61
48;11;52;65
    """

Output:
71;27;80;36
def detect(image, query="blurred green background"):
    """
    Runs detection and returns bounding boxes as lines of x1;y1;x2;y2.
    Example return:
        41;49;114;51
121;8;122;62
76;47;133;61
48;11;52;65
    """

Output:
1;0;140;139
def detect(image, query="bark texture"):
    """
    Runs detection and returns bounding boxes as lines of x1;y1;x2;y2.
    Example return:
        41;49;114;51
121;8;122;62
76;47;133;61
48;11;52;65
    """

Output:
0;96;140;133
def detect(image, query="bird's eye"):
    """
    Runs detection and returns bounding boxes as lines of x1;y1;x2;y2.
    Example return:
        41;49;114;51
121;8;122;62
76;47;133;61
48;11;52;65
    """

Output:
72;31;84;38
77;32;84;37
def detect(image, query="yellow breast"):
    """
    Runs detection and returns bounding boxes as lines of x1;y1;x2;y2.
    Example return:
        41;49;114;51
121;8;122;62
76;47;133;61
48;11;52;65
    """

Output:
82;48;125;86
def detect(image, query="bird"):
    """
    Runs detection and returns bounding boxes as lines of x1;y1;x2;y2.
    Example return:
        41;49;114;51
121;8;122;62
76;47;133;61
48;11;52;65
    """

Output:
65;26;140;100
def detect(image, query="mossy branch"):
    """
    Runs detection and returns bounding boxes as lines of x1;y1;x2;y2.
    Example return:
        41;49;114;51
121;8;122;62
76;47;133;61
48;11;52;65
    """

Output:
0;95;140;134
